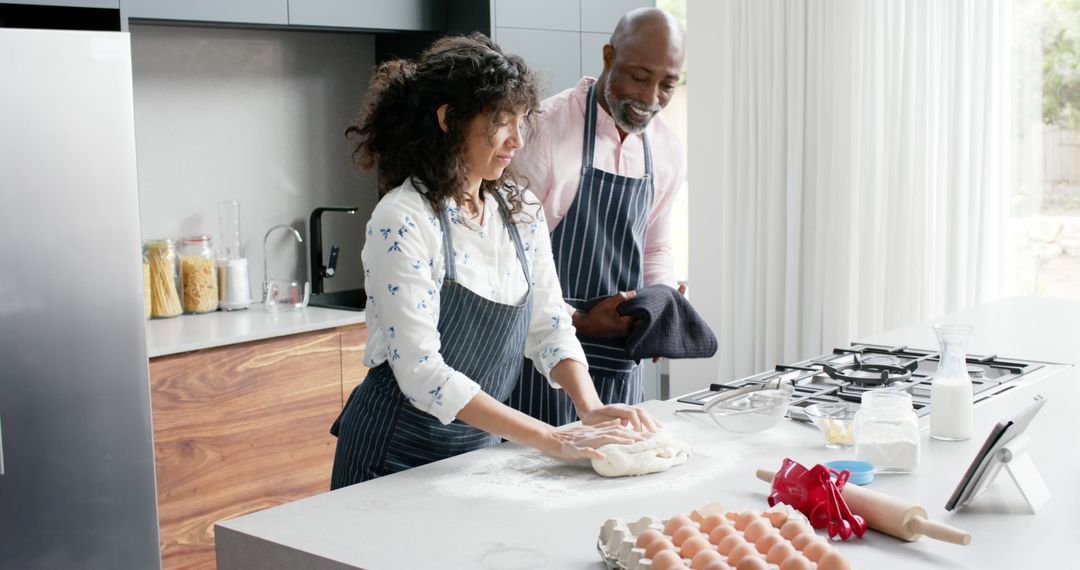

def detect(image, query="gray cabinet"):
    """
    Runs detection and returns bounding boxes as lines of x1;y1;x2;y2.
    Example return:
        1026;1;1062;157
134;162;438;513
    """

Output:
7;0;117;7
491;0;654;98
124;0;288;25
580;0;651;33
496;27;580;98
288;0;445;32
580;31;609;79
494;0;578;31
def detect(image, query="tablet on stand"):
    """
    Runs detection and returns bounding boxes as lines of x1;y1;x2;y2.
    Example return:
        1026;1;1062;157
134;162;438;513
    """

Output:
945;395;1050;513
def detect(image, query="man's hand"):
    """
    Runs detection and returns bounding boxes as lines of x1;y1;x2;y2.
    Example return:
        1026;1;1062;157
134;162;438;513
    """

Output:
572;291;638;337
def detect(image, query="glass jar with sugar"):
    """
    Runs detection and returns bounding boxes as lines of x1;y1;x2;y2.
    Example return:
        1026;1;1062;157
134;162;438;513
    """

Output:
854;390;920;474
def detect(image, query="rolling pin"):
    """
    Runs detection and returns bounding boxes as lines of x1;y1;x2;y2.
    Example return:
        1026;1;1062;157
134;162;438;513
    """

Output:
756;468;972;545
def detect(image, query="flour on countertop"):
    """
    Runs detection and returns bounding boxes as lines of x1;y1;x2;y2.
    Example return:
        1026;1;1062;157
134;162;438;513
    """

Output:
428;417;750;509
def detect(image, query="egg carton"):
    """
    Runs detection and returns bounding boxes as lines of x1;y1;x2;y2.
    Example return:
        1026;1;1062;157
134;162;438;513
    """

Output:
597;502;855;570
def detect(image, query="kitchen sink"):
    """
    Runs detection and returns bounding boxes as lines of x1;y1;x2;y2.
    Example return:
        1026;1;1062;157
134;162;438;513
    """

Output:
308;288;366;311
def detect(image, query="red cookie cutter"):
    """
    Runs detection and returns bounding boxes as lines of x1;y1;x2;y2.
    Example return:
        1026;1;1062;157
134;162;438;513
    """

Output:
765;457;867;541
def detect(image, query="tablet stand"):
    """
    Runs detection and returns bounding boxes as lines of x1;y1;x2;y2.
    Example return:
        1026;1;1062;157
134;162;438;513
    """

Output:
963;433;1051;514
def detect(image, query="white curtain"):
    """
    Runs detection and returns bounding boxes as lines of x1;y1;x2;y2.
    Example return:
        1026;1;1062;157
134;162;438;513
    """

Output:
686;0;1013;384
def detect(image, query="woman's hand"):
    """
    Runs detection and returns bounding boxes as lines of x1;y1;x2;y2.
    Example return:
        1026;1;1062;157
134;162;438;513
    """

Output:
580;403;661;434
541;419;644;461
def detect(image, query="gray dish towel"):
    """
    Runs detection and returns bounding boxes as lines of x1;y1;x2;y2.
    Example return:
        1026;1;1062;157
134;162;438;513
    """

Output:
582;285;718;361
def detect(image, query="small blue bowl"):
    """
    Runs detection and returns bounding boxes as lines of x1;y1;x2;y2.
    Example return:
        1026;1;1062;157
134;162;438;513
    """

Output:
826;460;875;485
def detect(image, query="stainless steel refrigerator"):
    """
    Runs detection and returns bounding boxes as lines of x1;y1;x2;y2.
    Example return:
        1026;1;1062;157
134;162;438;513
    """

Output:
0;28;162;569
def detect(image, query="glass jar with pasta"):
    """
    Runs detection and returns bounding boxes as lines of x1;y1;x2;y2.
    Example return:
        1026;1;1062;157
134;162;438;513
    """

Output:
179;235;219;314
144;239;184;318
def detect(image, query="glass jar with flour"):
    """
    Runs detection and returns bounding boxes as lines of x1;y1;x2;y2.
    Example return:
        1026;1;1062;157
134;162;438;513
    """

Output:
854;390;920;474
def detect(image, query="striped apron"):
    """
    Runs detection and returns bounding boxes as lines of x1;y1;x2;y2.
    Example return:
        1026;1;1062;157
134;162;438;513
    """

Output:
509;82;654;426
331;192;532;488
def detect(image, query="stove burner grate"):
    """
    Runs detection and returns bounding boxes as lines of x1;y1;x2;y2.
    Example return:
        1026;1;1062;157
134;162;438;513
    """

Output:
821;354;918;386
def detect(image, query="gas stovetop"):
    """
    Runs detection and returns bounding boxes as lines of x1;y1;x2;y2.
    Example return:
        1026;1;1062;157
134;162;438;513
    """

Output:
677;342;1048;422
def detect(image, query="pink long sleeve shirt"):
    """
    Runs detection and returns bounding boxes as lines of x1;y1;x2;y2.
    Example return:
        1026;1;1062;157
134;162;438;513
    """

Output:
513;76;685;290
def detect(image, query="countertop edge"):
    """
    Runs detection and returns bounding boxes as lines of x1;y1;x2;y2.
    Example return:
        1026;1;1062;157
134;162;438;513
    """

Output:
146;306;366;358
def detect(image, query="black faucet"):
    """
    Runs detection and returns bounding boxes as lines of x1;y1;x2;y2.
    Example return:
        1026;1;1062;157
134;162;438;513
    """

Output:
309;206;358;295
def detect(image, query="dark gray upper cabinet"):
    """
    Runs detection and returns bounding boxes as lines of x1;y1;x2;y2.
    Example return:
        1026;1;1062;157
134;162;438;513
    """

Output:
124;0;288;26
288;0;445;32
7;0;118;7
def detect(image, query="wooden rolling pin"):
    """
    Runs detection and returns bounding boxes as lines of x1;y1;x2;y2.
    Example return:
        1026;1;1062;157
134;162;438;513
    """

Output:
756;468;972;545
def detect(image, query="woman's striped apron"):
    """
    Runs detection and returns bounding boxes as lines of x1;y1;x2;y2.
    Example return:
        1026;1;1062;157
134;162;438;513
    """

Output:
331;192;532;487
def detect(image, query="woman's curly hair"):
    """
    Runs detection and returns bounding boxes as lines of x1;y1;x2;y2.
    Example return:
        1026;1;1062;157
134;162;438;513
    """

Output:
345;33;540;220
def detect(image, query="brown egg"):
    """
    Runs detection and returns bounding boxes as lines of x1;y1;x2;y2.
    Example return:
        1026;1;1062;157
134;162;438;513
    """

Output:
726;543;758;566
734;511;760;531
691;548;724;570
645;538;675;559
690;510;707;524
682;536;712;560
790;532;816;550
735;556;769;570
665;515;696;536
765;542;797;565
724;511;740;521
717;534;745;556
709;523;738;545
779;520;809;540
650;549;685;569
801;539;832;562
753;531;784;554
672;525;701;547
742;518;772;543
700;513;727;534
764;510;789;528
636;529;665;550
701;560;733;570
817;549;853;570
779;555;813;570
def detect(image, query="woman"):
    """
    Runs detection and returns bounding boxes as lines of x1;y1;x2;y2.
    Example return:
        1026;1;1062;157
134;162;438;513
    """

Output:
331;33;660;488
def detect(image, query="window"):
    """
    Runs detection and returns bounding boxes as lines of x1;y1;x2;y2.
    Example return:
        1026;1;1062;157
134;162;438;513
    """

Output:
659;0;689;283
1009;0;1080;299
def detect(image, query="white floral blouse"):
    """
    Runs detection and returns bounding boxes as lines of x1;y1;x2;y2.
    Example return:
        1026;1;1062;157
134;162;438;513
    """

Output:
361;178;588;425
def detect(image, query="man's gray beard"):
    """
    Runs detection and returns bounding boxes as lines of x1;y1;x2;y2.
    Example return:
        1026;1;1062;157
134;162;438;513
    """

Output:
603;75;660;135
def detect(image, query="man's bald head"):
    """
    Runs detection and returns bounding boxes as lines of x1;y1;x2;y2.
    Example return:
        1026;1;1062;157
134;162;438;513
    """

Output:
610;7;686;58
596;8;686;137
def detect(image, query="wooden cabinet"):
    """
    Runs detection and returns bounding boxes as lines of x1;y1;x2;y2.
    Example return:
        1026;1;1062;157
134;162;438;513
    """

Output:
339;324;370;404
149;324;367;570
125;0;288;25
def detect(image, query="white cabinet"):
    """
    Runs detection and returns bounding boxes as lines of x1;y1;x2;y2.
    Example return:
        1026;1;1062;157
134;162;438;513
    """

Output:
125;0;288;25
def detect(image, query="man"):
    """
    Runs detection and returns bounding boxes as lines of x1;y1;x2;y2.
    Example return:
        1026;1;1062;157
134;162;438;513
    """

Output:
509;8;687;426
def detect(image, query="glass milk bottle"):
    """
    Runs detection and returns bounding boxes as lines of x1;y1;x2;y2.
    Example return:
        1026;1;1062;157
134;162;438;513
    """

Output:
930;324;975;441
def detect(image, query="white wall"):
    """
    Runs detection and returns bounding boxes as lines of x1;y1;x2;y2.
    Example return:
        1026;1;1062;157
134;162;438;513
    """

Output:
131;24;377;297
669;1;724;397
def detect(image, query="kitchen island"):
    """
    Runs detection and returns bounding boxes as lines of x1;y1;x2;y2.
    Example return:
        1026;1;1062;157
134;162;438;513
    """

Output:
215;297;1080;569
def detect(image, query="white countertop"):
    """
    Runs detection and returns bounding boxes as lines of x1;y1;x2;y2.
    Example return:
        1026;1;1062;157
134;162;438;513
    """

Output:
215;297;1080;569
145;305;365;357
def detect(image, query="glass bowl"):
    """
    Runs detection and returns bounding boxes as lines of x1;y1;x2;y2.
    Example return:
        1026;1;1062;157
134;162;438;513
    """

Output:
706;388;792;433
803;402;859;449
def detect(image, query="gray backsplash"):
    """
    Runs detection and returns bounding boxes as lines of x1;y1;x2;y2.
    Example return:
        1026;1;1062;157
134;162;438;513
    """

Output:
131;24;378;297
